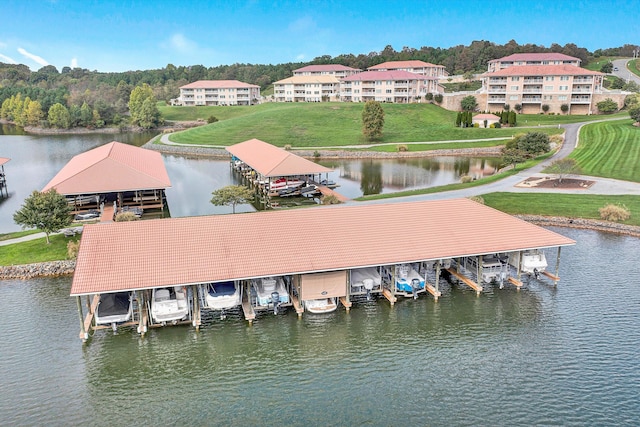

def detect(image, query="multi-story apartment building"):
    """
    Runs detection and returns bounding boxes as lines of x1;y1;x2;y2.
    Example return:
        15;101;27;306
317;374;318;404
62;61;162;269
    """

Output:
340;70;437;103
482;64;604;114
367;60;448;79
293;64;361;78
177;80;260;106
487;53;581;73
273;75;341;102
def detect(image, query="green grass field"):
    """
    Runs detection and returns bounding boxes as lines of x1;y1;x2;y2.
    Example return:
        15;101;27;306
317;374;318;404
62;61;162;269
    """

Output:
567;119;640;182
482;192;640;227
158;102;579;148
0;234;79;265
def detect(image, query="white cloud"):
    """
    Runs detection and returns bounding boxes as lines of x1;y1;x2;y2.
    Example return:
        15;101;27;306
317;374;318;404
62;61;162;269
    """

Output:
169;33;197;54
70;58;78;68
289;16;316;33
0;53;17;64
17;48;49;66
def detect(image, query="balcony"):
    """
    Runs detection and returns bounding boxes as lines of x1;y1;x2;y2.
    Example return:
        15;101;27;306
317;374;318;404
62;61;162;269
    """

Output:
571;96;591;104
488;96;506;103
522;96;542;103
489;78;507;83
524;78;544;83
488;87;506;93
522;88;543;93
573;78;593;83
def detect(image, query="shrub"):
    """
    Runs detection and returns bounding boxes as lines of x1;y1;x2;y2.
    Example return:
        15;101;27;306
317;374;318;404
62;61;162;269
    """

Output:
115;211;140;222
207;115;219;123
489;123;495;128
467;195;485;204
514;104;522;112
67;240;80;259
434;94;443;103
597;98;618;114
460;175;473;183
425;93;434;101
284;144;292;151
313;150;321;159
541;104;550;113
560;104;569;114
473;123;479;128
397;144;408;152
494;122;501;128
321;194;342;205
599;204;630;222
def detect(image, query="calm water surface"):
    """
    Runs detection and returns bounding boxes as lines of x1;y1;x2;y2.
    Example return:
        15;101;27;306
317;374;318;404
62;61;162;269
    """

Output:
0;129;498;233
0;227;638;426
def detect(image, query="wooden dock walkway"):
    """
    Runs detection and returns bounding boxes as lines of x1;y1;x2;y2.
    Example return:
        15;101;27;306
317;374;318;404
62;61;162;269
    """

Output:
290;293;304;316
317;185;349;202
100;204;115;222
508;277;523;288
446;268;482;295
241;288;256;323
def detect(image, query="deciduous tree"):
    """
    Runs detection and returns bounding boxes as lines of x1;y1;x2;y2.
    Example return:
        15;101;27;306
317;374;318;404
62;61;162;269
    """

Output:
361;100;385;141
210;185;254;214
129;83;162;129
47;103;71;129
545;158;581;184
13;189;72;244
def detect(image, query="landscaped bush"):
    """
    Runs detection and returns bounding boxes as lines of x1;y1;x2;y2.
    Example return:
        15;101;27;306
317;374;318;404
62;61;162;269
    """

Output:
284;144;292;150
67;240;80;259
599;204;630;222
460;175;473;183
321;195;342;205
207;115;219;123
467;195;485;204
397;144;408;152
115;211;140;222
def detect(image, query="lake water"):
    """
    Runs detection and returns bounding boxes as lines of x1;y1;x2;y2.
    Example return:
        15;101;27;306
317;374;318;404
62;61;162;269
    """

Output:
0;128;498;233
0;227;639;426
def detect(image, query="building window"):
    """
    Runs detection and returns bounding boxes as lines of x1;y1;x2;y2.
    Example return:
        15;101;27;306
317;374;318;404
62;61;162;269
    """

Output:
544;86;553;91
558;95;568;101
510;95;519;100
511;86;519;91
545;76;555;81
560;85;569;90
511;76;520;81
560;76;570;81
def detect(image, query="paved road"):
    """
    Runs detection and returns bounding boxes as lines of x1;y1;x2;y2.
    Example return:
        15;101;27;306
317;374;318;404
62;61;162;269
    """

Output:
612;58;640;85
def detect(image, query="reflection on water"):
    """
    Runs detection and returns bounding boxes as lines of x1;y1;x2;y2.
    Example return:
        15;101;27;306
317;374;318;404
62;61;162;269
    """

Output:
1;228;639;426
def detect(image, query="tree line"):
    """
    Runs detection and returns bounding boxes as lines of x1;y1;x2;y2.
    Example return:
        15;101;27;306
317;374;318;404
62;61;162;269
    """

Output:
0;40;637;131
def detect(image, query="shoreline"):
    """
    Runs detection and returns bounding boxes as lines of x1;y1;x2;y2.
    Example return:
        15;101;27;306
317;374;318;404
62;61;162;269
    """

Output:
1;217;638;280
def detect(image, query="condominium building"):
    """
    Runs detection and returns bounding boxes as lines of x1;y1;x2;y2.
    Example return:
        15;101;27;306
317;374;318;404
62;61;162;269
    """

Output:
340;70;437;103
482;64;603;114
273;75;342;102
177;80;260;106
487;53;581;73
367;60;448;79
293;64;361;78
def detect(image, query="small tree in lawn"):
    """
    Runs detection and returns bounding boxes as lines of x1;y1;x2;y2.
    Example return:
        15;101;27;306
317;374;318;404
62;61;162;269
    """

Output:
545;158;582;184
501;148;527;169
517;132;551;156
596;98;618;114
13;189;72;244
514;103;522;113
210;185;254;214
541;104;550;114
434;93;443;104
362;100;385;141
629;105;640;125
560;104;569;114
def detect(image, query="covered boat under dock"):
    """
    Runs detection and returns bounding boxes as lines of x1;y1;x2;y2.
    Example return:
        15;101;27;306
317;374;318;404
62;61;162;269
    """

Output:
71;198;575;341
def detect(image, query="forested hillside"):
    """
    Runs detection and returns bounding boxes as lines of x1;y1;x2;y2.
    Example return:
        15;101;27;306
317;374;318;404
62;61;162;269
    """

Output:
0;41;636;130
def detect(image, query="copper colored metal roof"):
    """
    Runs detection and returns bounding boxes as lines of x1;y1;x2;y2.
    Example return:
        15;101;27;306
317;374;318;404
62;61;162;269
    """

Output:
294;64;360;72
226;139;332;177
342;70;433;81
42;141;171;195
490;53;580;63
70;199;575;296
368;60;443;69
180;80;259;89
0;157;9;166
485;64;602;77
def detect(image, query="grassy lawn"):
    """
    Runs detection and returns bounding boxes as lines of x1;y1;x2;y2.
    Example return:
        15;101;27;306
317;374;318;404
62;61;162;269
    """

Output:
159;102;581;148
482;192;640;227
566;119;640;182
628;58;640;77
583;57;621;71
0;234;79;266
0;229;41;242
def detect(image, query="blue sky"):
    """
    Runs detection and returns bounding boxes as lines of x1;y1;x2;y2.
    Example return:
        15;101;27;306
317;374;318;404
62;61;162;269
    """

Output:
1;0;637;73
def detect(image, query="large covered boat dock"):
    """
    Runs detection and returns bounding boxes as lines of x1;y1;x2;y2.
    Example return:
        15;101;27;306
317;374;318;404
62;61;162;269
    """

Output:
0;157;9;199
42;141;171;221
71;198;575;341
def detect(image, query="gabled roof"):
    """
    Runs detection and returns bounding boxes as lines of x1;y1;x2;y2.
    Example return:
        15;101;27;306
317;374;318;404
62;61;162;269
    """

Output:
342;70;433;81
42;141;171;195
484;64;602;77
490;53;581;63
226;139;332;177
0;157;9;166
368;60;443;70
180;80;259;89
473;114;500;120
274;75;341;85
294;64;360;73
70;198;576;296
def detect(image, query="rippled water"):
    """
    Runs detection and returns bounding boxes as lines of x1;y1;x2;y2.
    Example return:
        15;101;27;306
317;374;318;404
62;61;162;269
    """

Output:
0;227;639;426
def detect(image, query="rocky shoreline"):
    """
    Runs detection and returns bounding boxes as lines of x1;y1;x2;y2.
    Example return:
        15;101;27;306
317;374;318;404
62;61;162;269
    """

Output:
2;217;638;280
142;140;504;159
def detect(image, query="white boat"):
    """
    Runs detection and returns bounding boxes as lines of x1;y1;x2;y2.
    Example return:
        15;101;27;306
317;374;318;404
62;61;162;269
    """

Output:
269;178;304;191
95;292;133;330
463;255;509;284
304;297;338;314
150;286;190;324
395;264;425;297
205;281;240;310
521;250;548;278
350;267;382;298
253;277;289;307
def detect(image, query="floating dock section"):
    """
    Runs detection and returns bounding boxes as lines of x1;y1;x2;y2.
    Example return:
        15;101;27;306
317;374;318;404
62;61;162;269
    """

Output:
71;198;575;341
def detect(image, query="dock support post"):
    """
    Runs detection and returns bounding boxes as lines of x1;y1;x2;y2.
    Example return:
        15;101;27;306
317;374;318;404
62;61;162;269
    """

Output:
77;296;88;341
136;291;147;337
554;247;562;285
434;261;441;302
193;285;201;331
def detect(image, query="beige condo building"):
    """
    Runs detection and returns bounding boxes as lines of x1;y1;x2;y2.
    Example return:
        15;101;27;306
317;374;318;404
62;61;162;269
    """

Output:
177;80;260;106
340;70;438;103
